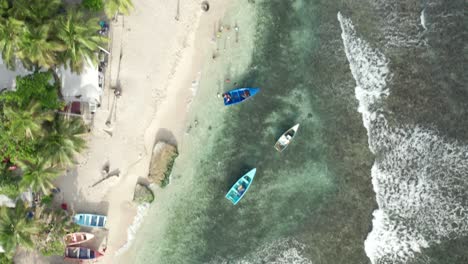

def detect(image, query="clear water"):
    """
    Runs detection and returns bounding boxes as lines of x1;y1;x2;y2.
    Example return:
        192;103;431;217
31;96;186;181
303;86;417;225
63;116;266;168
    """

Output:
126;0;468;263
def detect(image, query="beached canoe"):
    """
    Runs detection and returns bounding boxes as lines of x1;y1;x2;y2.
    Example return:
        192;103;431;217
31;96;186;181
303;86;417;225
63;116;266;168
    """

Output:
225;168;256;205
64;246;103;261
222;87;259;106
73;214;107;228
274;124;300;152
64;232;95;246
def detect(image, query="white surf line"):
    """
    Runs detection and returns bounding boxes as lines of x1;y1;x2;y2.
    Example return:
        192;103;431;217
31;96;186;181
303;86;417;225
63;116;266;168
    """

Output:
115;202;151;256
338;11;468;264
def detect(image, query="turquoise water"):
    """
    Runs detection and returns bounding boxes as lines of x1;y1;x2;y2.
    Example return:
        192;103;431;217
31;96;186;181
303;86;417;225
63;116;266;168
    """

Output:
127;1;374;263
127;0;468;263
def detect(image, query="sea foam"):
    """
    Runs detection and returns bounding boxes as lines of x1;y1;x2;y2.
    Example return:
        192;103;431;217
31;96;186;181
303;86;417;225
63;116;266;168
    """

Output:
338;12;468;264
115;203;150;256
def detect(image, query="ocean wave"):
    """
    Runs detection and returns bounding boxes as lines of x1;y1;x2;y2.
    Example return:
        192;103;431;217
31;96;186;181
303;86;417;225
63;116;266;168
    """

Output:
338;12;468;264
337;12;391;151
115;203;150;256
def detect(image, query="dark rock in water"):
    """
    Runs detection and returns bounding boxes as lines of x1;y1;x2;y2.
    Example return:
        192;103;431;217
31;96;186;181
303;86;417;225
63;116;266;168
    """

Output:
148;142;178;187
133;183;154;204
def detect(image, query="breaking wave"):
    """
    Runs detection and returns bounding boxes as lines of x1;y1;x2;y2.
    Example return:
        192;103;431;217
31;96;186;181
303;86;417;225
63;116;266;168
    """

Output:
115;203;150;256
338;12;468;264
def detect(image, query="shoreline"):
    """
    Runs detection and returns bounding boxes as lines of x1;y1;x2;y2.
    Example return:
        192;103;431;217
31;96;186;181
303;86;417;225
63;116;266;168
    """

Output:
49;1;233;263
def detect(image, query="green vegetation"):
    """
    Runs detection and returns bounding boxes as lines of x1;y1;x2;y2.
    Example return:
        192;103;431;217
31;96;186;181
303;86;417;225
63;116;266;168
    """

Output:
33;206;79;256
0;0;138;72
0;0;107;72
0;0;136;259
40;116;87;168
161;152;178;187
0;72;87;260
0;163;20;199
104;0;134;18
55;11;105;73
17;158;61;195
1;72;63;110
133;183;155;204
83;0;104;12
0;200;38;260
0;84;86;196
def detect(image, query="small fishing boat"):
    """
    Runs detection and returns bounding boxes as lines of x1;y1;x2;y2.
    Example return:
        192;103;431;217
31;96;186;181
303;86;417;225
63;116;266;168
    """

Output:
274;124;300;152
64;246;103;261
222;87;259;106
225;168;256;205
73;214;107;228
64;232;95;246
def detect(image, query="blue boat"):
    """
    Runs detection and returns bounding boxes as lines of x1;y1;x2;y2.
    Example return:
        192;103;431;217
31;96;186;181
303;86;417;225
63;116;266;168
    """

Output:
73;214;107;228
225;168;256;205
222;88;259;106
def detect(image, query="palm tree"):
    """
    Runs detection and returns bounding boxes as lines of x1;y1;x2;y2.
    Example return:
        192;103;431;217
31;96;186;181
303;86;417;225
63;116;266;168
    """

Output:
9;0;61;24
3;101;53;140
104;0;134;18
0;0;9;17
0;17;25;69
40;116;86;167
17;158;61;195
17;25;66;70
55;11;107;73
0;200;39;259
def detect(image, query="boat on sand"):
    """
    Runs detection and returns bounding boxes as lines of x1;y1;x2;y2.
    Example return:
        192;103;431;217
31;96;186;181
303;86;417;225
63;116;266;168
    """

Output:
73;214;107;228
64;246;103;261
64;232;95;246
225;168;256;205
274;124;300;152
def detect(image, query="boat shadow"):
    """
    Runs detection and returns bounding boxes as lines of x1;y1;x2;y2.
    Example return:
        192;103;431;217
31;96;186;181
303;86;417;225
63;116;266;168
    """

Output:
225;164;256;189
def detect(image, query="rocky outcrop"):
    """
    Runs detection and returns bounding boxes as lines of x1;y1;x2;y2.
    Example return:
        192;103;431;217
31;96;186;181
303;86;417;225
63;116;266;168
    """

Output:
148;142;178;187
133;183;154;204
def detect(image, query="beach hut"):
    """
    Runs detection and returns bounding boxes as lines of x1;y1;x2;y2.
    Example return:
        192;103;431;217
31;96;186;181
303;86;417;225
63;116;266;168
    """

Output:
57;61;102;115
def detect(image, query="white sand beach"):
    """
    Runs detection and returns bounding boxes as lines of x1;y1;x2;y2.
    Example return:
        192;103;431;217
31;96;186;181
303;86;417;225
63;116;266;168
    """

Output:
13;1;234;263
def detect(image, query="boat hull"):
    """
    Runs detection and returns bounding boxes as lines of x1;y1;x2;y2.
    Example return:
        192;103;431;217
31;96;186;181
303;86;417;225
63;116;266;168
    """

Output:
225;168;256;205
64;232;95;246
73;214;107;228
222;87;259;106
64;246;103;260
274;124;300;152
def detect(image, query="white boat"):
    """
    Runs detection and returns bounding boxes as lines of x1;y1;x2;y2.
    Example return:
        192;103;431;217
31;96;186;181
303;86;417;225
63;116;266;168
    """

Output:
64;232;95;246
274;124;300;152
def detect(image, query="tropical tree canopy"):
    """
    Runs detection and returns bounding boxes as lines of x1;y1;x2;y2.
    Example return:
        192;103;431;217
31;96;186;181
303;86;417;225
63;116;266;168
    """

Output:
0;72;62;110
104;0;134;18
17;25;66;70
9;0;62;25
83;0;104;12
0;1;107;72
40;116;87;167
17;158;61;194
2;101;53;140
55;11;107;73
0;200;38;259
0;17;25;69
